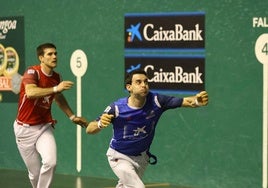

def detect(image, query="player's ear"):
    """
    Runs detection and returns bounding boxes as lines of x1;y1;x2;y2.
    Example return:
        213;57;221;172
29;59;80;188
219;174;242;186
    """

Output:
38;55;43;62
126;84;131;92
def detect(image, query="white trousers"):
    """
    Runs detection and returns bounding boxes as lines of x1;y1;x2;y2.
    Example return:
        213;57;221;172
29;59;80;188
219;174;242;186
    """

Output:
106;148;149;188
13;121;57;188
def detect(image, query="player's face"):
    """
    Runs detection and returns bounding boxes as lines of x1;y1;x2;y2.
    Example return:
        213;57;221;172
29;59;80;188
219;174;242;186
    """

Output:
127;74;149;97
39;48;57;69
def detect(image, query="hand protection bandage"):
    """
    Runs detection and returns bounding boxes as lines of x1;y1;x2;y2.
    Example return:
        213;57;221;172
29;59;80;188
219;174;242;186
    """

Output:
69;114;75;121
195;98;201;106
97;120;104;129
53;86;58;93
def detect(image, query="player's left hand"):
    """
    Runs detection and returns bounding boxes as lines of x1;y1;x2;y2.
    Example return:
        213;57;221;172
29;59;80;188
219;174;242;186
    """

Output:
195;91;208;106
99;113;114;128
72;116;88;128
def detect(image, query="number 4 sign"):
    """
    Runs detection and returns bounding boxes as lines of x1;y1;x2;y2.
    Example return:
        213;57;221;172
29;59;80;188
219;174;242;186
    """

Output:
255;33;268;188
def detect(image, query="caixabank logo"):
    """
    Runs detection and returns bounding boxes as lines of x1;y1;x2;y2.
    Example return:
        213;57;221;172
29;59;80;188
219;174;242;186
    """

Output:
125;55;205;93
125;12;205;50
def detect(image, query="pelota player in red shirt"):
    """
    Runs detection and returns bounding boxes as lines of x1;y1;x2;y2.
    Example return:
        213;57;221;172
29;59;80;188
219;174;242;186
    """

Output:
13;43;87;188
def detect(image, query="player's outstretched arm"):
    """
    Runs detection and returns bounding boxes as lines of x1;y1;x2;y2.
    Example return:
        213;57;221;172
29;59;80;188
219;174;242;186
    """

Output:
182;91;208;107
86;121;101;134
54;93;87;128
25;81;74;99
72;116;88;128
86;113;114;134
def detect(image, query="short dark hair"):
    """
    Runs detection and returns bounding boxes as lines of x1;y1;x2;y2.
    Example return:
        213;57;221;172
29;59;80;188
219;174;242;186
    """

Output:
36;43;56;59
125;69;147;85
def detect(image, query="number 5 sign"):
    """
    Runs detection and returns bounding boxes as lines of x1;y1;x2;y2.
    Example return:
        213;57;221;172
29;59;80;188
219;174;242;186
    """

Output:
70;49;88;172
255;33;268;188
70;50;88;77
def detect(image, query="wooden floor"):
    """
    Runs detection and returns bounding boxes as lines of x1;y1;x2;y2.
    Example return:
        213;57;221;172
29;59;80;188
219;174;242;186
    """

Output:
0;169;192;188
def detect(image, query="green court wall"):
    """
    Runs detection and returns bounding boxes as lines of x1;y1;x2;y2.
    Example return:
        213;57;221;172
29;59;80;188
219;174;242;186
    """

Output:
0;1;266;187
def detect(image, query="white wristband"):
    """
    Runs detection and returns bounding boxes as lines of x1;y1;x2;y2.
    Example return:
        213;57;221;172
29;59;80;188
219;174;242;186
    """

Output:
97;120;103;129
195;98;200;106
53;86;58;93
69;114;75;121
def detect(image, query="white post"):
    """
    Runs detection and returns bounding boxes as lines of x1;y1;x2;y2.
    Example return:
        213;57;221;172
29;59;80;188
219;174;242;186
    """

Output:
263;63;268;188
70;50;88;172
255;33;268;188
76;76;82;172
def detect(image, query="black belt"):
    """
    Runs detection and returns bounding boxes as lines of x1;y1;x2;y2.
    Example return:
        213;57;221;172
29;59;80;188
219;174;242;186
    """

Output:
147;151;157;165
132;151;158;165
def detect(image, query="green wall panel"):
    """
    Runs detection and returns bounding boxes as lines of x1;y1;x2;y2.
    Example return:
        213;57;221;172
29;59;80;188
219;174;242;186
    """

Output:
0;0;266;187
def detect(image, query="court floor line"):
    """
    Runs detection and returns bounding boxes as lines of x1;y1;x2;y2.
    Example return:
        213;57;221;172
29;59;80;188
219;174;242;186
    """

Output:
104;182;170;188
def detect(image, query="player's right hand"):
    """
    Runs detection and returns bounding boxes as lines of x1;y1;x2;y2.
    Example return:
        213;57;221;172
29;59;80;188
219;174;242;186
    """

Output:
72;116;88;128
196;91;208;106
56;81;74;92
99;113;114;128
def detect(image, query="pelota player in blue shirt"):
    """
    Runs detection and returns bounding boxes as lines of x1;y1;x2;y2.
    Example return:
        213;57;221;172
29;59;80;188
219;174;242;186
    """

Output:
86;69;208;188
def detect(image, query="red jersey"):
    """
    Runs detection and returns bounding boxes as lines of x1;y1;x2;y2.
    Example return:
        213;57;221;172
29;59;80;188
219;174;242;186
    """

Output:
16;65;61;125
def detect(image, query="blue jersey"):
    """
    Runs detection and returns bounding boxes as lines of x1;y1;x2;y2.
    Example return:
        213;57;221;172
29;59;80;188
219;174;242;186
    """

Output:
102;92;183;156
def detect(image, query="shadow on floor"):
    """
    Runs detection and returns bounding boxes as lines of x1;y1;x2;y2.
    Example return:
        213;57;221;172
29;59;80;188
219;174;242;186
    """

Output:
0;169;193;188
